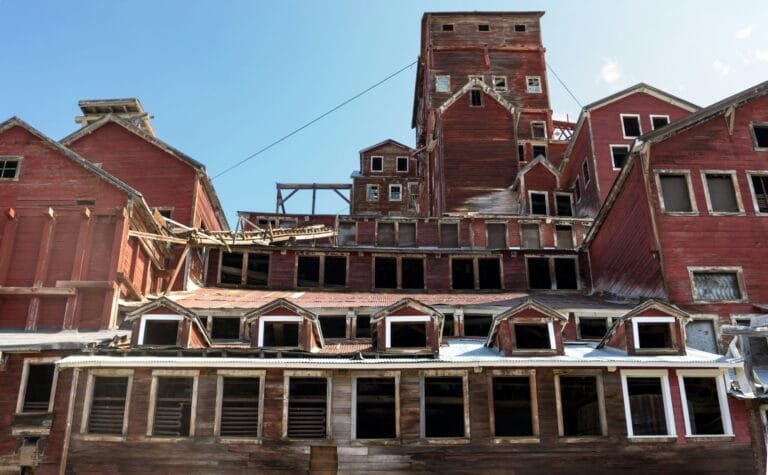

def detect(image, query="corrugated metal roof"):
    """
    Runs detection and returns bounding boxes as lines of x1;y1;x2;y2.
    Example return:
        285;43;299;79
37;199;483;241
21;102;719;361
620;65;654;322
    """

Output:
0;330;130;351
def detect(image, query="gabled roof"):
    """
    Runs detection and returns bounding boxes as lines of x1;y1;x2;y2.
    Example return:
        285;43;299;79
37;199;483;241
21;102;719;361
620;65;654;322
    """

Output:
486;298;566;346
597;299;690;349
436;78;516;117
243;297;319;321
582;82;700;113
370;297;443;323
511;155;560;190
359;139;414;155
125;296;212;347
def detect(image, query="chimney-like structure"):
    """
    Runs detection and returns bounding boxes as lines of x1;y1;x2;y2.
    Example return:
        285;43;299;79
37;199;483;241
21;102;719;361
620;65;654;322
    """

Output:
75;98;155;136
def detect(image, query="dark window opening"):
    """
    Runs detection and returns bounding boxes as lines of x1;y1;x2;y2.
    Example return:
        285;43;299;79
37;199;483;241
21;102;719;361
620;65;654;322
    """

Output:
442;24;454;31
611;146;630;169
374;257;397;289
555;225;573;249
220;252;243;284
398;222;416;246
142;320;179;346
531;122;546;139
582;161;590;184
530;192;547;215
528;258;551;290
443;313;454;337
706;174;739;212
626;377;667;436
754;124;768;148
478;258;502;289
637;322;673;349
424;377;465;438
401;258;425;289
319;316;347;339
693;272;741;301
622;116;641;137
574;180;581;201
521;224;541;249
578;318;609;340
153;377;193;437
683;377;724;435
396;156;409;172
463;314;492;337
356;316;371;338
452;259;475;290
371;156;383;171
288;378;327;439
470;90;483;107
390;322;428;348
157;209;173;219
356;378;396;439
514;24;526;32
514;324;551;349
440;223;459;247
492;377;533;437
377;222;395;246
338;222;356;245
518;144;526;162
532;145;547;159
210;317;241;340
22;364;55;412
246;254;269;286
554;258;578;289
220;377;260;438
487;223;507;248
478;23;490;31
556;195;573;216
0;159;20;179
88;376;128;435
297;256;321;287
750;175;768;212
493;76;507;90
652;116;669;130
263;322;299;347
324;256;347;287
559;376;601;436
660;174;692;212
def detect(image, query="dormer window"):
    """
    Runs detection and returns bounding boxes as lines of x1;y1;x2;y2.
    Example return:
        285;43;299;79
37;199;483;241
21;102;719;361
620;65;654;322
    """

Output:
386;316;430;348
632;317;676;351
138;316;182;346
513;322;555;350
258;317;301;347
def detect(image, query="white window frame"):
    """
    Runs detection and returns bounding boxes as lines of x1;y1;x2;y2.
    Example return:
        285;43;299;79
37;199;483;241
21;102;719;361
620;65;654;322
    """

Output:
147;370;199;438
677;370;733;437
435;75;451;93
746;170;768;215
137;315;183;346
631;316;676;350
488;369;539;442
0;156;22;181
80;369;133;437
654;169;698;215
554;371;607;438
366;184;379;202
385;315;431;348
370;155;384;172
511;320;557;351
531;121;547;139
620;114;642;139
688;266;748;303
749;121;768;151
389;184;403;202
215;370;266;441
419;370;470;440
492;75;507;91
620;370;675;439
650;114;670;130
528;190;549;216
351;371;401;441
257;316;304;347
609;144;631;171
554;192;574;217
700;170;744;215
283;371;332;440
395;156;408;173
526;76;542;94
16;357;60;414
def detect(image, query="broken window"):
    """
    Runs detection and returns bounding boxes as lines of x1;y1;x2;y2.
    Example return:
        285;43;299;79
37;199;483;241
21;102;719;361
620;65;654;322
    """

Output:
246;254;269;287
219;377;260;438
435;75;451;93
478;23;490;31
401;258;425;290
210;317;241;340
555;258;578;289
374;257;397;289
527;257;551;289
324;256;346;287
486;223;507;248
558;376;602;437
377;222;395;246
659;174;693;212
153;377;194;437
492;376;534;437
518;144;526;162
367;184;379;201
514;24;526;32
611;145;630;169
753;123;768;148
514;323;552;350
531;121;547;139
398;222;416;246
356;316;371;338
621;115;641;137
520;224;541;249
389;184;402;201
140;318;180;346
577;317;610;340
693;271;742;301
440;222;459;247
651;115;669;130
705;174;739;213
470;89;483;107
452;258;474;290
338;221;356;245
88;376;129;435
319;316;347;339
526;77;541;93
686;320;718;353
355;378;396;439
424;377;465;438
493;76;507;91
463;314;492;337
220;252;244;285
371;156;383;172
287;378;328;439
555;225;573;249
750;175;768;213
396;156;408;172
532;145;547;159
262;321;300;347
530;192;548;215
582;160;590;184
441;24;454;32
21;363;55;412
297;256;321;287
681;376;727;435
0;157;20;180
636;321;674;349
555;194;573;216
478;258;502;289
624;375;670;436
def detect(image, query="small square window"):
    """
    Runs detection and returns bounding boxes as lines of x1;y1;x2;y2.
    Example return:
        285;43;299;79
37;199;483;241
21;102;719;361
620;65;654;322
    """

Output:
396;156;408;172
493;76;507;91
478;24;490;32
442;24;454;32
530;192;548;215
752;123;768;149
532;145;547;160
621;115;642;138
555;194;573;217
470;90;483;107
366;184;379;201
436;75;451;93
0;157;20;180
526;77;542;93
468;75;483;87
610;145;630;169
531;122;547;139
582;161;590;184
514;24;527;32
692;271;743;301
370;156;383;172
651;115;670;130
389;184;402;201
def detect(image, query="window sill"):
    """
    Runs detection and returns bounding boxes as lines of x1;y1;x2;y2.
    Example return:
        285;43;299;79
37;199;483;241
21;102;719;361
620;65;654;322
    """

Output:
351;439;401;446
661;211;699;216
419;437;471;445
11;426;51;436
558;436;608;443
492;437;540;444
685;434;735;442
627;435;677;443
692;299;747;305
75;434;126;442
708;211;745;216
144;436;193;442
218;437;262;444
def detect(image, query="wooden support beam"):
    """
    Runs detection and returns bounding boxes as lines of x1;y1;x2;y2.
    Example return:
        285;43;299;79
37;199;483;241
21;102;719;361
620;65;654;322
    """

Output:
101;208;129;329
26;210;57;330
127;230;188;245
0;287;76;296
116;271;142;301
56;280;114;289
0;209;18;285
63;208;93;329
312;187;317;215
164;246;190;294
333;188;351;204
276;183;352;190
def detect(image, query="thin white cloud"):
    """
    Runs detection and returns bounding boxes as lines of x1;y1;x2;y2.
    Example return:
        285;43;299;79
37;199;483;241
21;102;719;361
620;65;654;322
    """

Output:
712;59;731;77
756;51;768;62
597;59;622;85
736;25;753;40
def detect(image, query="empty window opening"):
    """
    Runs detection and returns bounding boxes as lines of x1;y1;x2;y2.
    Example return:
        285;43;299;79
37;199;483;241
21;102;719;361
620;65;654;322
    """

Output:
220;252;244;284
514;324;551;349
492;377;533;437
396;156;409;172
0;158;20;179
22;364;55;412
493;76;507;91
651;115;669;130
463;314;492;337
531;122;547;139
636;322;673;349
528;258;551;290
389;184;402;201
750;175;768;212
377;222;395;246
659;174;693;212
210;317;241;340
693;271;742;301
356;316;371;338
220;377;260;438
478;258;502;289
520;224;541;249
142;319;179;346
324;256;347;287
518;144;526;162
367;184;379;201
424;377;465;438
486;223;507;248
398;222;416;246
440;223;459;247
156;208;173;219
682;377;725;435
319;316;347;339
753;124;768;148
401;258;425;290
705;174;739;212
356;378;396;439
297;256;321;287
514;23;526;32
441;24;454;32
443;313;455;337
582;161;590;184
338;222;356;245
530;192;548;215
288;378;327;439
470;90;483;107
532;145;547;159
559;376;602;437
555;194;573;216
555;258;578;289
153;377;194;437
526;77;541;93
686;320;718;353
390;322;428;348
263;322;299;347
435;75;451;93
478;23;490;31
246;254;269;286
88;376;128;435
611;145;630;169
371;156;383;172
555;225;573;249
625;377;668;436
621;115;641;137
574;180;581;201
452;259;474;290
374;257;398;289
578;317;609;340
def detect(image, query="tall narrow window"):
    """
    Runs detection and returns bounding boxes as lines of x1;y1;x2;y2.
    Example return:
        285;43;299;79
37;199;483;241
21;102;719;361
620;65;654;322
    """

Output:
377;222;395;246
374;257;398;289
401;258;425;290
220;251;244;285
398;222;416;246
574;180;581;201
355;378;397;439
356;315;371;338
88;376;129;435
753;123;768;149
389;184;402;201
153;377;194;437
440;222;459;248
622;374;673;437
287;378;328;439
704;173;740;213
396;156;409;172
610;145;630;169
478;258;502;289
555;225;573;249
555;194;573;216
492;376;534;437
451;258;474;290
370;156;383;172
20;363;56;413
621;115;642;138
555;258;578;289
367;184;379;201
338;221;356;245
246;254;269;287
219;377;260;438
518;144;526;162
297;256;321;287
324;256;347;287
470;90;483;107
527;257;551;289
659;173;693;212
582;160;590;184
558;376;603;437
749;175;768;213
423;377;465;438
530;192;548;215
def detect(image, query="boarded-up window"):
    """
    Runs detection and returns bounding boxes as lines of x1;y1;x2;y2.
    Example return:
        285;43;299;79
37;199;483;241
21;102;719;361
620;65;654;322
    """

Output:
555;225;573;249
611;145;630;169
374;257;397;289
88;376;128;435
324;256;347;287
338;222;356;246
424;377;465;438
750;175;768;212
681;377;725;435
554;258;578;289
705;174;739;212
452;259;474;290
625;377;668;436
559;376;601;436
246;254;269;287
753;124;768;148
478;258;501;289
398;222;416;246
297;256;321;287
659;174;693;212
210;317;241;340
486;223;507;248
435;75;450;93
556;195;573;216
514;324;551;349
356;378;396;439
530;192;548;215
220;377;260;438
220;252;244;284
401;258;425;289
492;377;533;437
377;223;395;246
142;319;179;346
463;314;492;337
693;272;741;301
319;316;347;339
287;378;327;439
528;258;551;289
390;321;428;348
440;223;459;247
153;377;194;437
263;322;299;347
520;224;540;249
22;364;55;413
621;115;641;137
686;320;718;353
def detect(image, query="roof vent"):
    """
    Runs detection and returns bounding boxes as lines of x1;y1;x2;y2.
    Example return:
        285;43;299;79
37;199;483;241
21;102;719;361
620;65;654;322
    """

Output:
75;98;155;137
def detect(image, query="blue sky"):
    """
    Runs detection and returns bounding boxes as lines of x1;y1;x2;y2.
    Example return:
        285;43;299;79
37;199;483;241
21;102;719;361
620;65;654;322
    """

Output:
1;0;766;225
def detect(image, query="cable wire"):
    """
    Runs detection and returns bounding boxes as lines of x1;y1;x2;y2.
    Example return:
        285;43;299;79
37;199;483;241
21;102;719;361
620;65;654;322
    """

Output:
547;62;583;109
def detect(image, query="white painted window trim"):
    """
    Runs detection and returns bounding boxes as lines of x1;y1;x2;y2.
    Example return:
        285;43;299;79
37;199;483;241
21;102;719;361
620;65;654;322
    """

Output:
528;190;549;216
749;121;768;151
609;144;631;171
620;114;642;139
526;76;542;93
16;357;60;414
513;320;557;350
351;371;401;440
366;184;379;202
745;170;768;215
395;156;409;173
214;370;266;440
138;314;183;345
385;315;431;348
700;170;745;215
147;370;199;437
654;169;699;215
650;114;670;130
631;316;675;350
677;370;733;437
370;155;384;172
419;370;470;439
0;155;22;181
435;75;451;93
620;370;675;438
530;121;547;139
389;184;402;201
257;316;304;347
688;266;748;303
81;369;133;436
492;75;507;91
554;192;574;217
